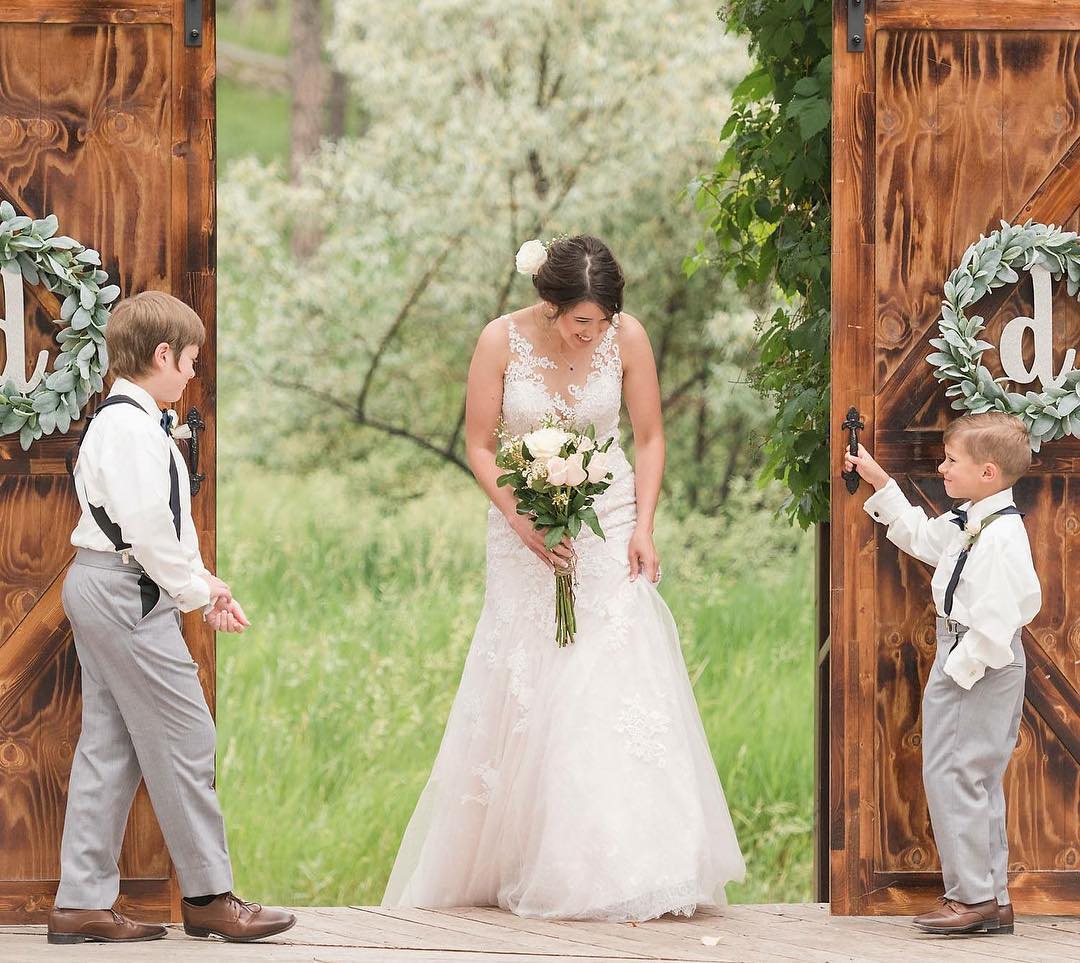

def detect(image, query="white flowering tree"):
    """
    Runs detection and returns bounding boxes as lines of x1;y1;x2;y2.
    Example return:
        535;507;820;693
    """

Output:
218;0;758;507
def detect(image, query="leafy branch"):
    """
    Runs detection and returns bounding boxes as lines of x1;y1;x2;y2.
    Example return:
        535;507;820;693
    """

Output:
688;0;831;527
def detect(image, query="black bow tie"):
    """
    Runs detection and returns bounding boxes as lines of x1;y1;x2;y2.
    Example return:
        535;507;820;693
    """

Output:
949;508;968;529
159;410;170;436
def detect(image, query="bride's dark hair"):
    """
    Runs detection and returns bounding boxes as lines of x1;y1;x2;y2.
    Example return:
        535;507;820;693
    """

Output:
533;235;624;318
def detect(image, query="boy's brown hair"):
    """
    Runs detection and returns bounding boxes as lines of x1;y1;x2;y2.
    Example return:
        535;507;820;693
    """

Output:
105;291;205;380
943;411;1032;484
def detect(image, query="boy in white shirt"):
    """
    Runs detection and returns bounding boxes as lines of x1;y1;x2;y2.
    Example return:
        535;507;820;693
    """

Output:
845;411;1040;936
48;292;295;945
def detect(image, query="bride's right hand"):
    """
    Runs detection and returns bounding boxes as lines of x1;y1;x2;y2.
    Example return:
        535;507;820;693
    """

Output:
507;513;574;570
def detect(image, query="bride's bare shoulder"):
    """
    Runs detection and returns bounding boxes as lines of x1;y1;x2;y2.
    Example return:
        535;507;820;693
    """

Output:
614;312;651;352
473;315;513;365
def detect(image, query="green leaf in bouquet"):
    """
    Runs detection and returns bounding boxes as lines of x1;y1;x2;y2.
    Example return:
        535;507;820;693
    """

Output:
496;471;519;487
568;515;582;537
543;526;565;550
580;507;605;540
585;424;596;440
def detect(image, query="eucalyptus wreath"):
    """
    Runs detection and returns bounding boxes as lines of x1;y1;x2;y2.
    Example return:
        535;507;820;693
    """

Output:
0;200;117;449
928;220;1080;451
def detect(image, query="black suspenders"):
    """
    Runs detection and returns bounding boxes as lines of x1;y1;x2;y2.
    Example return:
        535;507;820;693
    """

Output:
944;505;1025;619
67;394;182;550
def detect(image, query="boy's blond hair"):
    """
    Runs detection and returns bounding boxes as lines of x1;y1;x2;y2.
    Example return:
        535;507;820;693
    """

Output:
106;291;205;380
943;411;1032;484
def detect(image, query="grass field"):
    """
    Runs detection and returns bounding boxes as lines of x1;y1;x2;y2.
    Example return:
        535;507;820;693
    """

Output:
213;464;816;907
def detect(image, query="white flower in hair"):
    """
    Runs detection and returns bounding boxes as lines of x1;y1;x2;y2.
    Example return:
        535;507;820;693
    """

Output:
515;239;548;275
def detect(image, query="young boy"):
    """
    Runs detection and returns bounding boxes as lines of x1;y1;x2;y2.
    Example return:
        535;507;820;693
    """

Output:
845;412;1040;935
48;292;295;944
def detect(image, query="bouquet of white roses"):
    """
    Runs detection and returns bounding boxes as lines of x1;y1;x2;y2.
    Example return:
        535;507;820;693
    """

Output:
496;414;616;647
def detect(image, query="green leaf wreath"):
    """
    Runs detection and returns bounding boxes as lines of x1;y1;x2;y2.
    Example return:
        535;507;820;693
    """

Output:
0;200;117;450
928;220;1080;451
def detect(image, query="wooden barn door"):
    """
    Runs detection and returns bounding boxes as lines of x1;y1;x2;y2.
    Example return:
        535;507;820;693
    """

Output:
0;2;215;923
831;0;1080;914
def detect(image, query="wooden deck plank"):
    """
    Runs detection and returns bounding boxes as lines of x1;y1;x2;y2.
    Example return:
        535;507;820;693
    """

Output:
1;903;1076;962
360;906;655;958
424;906;751;962
424;904;866;963
0;932;677;963
744;904;1080;962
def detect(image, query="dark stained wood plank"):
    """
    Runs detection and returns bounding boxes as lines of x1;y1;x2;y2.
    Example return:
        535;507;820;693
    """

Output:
0;477;77;640
0;3;172;25
834;1;1080;915
877;1;1080;31
0;2;216;924
830;0;879;916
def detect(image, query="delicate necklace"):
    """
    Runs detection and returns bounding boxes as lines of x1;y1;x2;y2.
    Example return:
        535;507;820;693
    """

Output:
537;305;579;372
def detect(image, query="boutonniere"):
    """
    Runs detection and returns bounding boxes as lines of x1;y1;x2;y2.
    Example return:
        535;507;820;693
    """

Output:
165;409;192;440
961;518;982;549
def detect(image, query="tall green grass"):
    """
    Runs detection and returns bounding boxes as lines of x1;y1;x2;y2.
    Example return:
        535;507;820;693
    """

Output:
214;466;815;907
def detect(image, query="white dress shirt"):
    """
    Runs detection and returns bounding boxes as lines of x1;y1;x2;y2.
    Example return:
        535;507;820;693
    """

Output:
863;480;1041;689
71;378;212;612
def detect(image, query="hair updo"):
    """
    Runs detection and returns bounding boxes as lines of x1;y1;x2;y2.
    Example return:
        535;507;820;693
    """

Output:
533;235;624;318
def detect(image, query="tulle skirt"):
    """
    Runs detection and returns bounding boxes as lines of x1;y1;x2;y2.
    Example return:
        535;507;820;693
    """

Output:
382;460;745;920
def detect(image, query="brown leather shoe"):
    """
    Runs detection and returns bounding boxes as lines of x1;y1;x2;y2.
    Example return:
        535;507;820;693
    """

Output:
47;908;167;944
181;892;295;942
994;902;1015;935
914;896;1000;934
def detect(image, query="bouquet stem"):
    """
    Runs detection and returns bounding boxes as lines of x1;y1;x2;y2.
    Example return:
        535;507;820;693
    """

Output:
554;551;578;647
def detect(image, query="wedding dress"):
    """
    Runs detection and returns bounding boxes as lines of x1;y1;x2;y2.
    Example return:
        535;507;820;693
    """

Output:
382;316;745;920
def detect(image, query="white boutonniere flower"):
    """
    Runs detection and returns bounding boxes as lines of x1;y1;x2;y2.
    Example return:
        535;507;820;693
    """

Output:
515;238;548;275
166;409;192;440
960;518;982;550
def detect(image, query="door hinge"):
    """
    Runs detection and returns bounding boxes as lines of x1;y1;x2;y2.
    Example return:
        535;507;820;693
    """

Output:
185;0;203;47
847;0;866;53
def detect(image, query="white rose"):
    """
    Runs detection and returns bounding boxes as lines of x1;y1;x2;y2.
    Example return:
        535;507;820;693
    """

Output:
515;239;548;275
524;426;571;460
563;452;587;486
546;455;568;486
964;519;982;536
576;434;594;452
170;424;192;440
586;451;612;483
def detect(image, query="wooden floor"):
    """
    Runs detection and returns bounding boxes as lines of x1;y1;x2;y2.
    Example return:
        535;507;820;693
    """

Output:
2;903;1079;962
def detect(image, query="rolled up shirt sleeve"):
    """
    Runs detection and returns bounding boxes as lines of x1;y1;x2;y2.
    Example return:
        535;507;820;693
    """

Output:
943;528;1042;690
95;421;212;612
863;479;957;566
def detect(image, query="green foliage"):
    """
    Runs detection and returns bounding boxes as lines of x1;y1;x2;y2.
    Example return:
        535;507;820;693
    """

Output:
0;202;117;448
688;0;832;527
215;464;814;905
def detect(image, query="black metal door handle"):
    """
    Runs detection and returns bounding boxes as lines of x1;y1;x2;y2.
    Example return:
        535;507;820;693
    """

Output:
841;406;864;494
184;407;206;496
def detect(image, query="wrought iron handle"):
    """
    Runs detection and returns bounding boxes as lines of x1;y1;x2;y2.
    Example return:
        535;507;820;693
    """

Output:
841;406;864;494
184;407;206;496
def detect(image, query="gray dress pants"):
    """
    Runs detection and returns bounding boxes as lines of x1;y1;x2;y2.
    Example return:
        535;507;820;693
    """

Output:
922;617;1026;906
55;549;233;909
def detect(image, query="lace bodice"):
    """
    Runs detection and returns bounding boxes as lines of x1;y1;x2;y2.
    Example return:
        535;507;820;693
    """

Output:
502;317;623;441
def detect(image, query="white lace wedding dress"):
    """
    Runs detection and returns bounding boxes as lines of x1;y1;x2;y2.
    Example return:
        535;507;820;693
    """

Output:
382;316;745;921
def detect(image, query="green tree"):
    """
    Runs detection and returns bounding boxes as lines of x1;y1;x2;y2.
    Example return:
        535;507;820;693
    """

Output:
688;0;831;527
218;1;769;512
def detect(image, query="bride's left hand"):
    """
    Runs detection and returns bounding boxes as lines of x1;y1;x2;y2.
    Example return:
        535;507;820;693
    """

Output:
628;528;660;583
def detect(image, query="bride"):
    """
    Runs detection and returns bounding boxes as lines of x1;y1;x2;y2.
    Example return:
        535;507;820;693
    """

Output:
382;235;745;921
